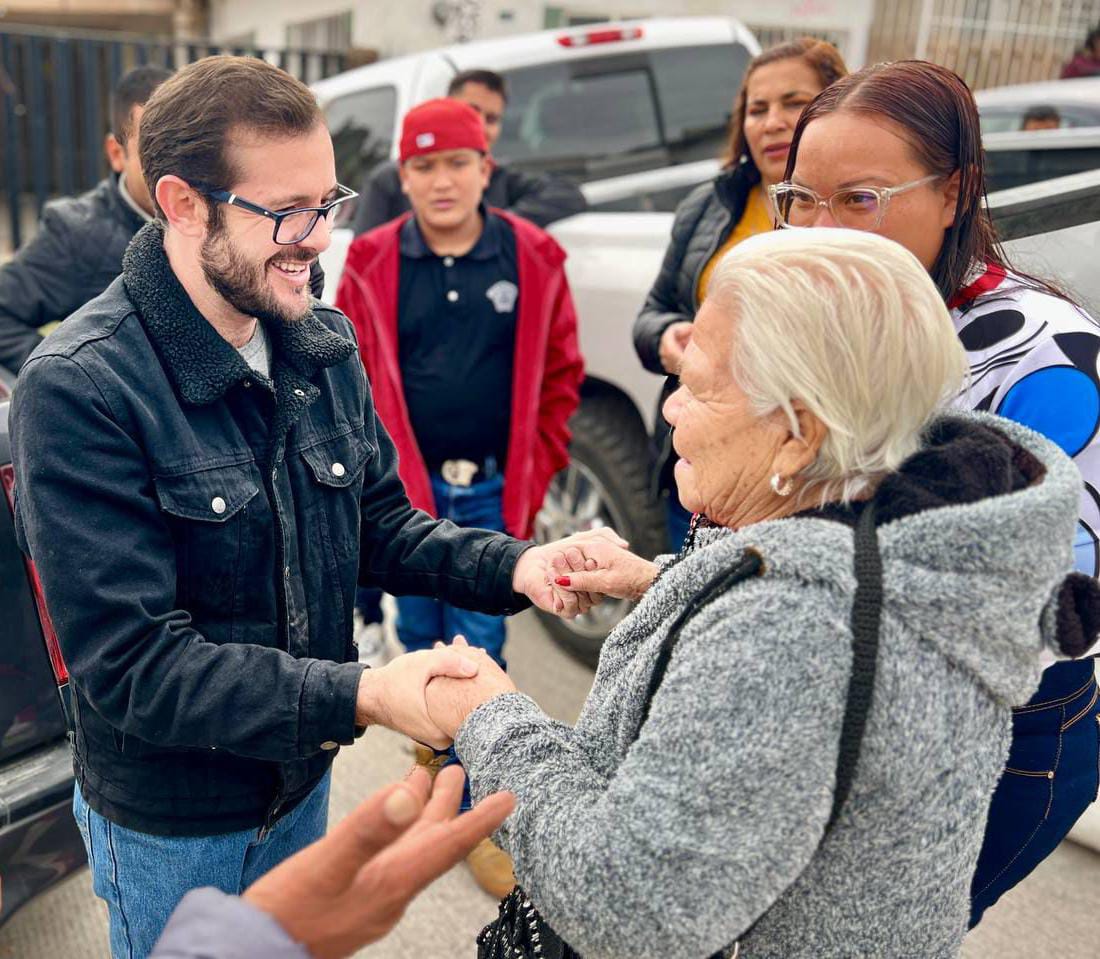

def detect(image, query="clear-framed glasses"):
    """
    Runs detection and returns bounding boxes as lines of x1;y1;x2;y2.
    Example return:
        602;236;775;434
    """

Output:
201;183;359;244
768;174;940;231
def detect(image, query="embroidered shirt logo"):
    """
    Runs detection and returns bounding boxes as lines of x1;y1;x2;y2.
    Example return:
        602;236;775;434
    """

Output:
485;280;518;314
416;132;436;148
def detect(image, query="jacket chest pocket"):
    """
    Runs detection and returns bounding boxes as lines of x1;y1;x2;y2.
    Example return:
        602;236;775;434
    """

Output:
153;461;261;609
297;428;373;561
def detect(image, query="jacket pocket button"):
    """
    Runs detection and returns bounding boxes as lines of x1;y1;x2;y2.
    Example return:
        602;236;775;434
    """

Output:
211;497;227;515
320;741;338;751
331;462;346;477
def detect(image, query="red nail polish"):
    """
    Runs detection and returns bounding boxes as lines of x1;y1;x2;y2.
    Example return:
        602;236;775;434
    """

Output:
555;576;571;587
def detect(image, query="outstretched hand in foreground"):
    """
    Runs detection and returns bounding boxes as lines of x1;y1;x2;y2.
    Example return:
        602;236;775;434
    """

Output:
243;766;515;959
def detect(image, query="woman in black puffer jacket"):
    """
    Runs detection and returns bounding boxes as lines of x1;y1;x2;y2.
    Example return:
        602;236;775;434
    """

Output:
633;37;847;548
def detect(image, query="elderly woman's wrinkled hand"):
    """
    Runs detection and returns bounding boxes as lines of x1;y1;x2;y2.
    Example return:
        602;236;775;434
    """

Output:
425;636;518;740
548;539;659;602
512;527;629;619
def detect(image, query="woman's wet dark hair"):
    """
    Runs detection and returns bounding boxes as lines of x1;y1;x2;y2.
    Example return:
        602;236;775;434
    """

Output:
783;59;1072;305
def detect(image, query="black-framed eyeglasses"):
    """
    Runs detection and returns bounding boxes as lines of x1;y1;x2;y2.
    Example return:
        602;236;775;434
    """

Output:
201;183;358;244
768;175;940;231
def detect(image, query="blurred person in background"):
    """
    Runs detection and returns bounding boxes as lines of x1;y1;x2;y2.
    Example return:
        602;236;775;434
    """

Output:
771;57;1100;926
335;97;583;898
1061;22;1100;78
0;65;172;374
1021;105;1061;131
632;38;848;552
353;68;586;234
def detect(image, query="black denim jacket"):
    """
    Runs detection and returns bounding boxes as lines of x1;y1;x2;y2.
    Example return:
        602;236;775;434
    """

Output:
10;222;529;836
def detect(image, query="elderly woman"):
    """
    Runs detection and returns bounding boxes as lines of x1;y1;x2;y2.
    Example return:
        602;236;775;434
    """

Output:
420;228;1089;958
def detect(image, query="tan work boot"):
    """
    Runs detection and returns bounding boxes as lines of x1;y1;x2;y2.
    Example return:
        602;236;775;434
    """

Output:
466;837;516;899
413;743;450;777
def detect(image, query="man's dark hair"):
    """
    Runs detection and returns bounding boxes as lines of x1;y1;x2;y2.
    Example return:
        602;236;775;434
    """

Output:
1022;104;1061;126
139;55;323;219
447;68;508;103
1087;24;1100;53
111;65;173;145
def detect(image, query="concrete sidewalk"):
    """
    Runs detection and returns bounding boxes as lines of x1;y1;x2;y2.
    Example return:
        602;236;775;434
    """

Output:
3;610;1099;957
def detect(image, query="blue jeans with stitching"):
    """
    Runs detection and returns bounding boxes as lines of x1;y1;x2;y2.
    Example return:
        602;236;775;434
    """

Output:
969;658;1100;925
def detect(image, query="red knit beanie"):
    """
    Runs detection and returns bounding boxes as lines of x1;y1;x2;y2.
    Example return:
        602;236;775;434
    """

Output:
399;98;488;163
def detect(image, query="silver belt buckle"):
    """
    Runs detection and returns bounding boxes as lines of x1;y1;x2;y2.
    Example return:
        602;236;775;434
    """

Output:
441;459;479;487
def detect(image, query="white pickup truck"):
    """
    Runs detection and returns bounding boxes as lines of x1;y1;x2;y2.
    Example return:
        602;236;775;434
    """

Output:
314;19;1100;665
314;17;762;658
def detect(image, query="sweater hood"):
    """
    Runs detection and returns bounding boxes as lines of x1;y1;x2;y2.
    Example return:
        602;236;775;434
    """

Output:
872;412;1084;705
686;411;1088;707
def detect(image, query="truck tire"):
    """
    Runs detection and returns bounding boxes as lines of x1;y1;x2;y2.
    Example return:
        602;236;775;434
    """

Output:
533;394;667;667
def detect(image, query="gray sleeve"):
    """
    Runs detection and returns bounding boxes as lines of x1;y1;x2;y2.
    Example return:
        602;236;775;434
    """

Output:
150;888;309;959
455;578;849;959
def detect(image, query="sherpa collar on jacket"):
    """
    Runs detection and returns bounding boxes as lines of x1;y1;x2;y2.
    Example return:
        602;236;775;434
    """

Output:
121;220;354;407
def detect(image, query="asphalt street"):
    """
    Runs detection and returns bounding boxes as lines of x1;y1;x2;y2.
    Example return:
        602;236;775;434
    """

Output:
2;609;1099;958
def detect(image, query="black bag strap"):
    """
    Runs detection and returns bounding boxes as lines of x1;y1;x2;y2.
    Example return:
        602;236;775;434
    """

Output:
828;501;883;830
635;504;883;831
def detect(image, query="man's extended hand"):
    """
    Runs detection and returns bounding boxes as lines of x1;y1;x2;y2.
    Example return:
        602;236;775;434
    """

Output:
513;527;629;618
356;649;480;749
243;766;514;959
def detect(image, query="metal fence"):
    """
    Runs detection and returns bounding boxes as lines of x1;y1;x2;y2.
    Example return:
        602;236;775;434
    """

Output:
867;0;1100;89
0;24;347;251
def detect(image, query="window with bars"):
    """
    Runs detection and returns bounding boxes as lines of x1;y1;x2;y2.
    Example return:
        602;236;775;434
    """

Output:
286;11;352;52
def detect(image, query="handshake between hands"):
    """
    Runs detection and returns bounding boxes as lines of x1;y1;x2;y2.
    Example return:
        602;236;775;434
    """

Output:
355;527;659;750
225;532;657;959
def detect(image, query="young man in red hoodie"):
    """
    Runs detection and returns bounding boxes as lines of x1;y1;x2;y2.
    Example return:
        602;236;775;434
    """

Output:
334;99;583;894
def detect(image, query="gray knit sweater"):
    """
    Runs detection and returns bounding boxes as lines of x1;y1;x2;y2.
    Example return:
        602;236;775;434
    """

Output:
456;412;1082;958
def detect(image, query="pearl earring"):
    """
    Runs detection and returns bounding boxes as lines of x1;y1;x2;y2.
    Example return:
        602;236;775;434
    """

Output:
770;473;793;497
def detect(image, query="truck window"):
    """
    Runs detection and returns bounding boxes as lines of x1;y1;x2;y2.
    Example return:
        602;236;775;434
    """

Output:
497;43;751;183
325;85;397;224
496;60;661;180
986;144;1100;192
650;44;751;164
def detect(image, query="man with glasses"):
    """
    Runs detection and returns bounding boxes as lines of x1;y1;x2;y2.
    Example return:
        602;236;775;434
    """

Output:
9;56;611;959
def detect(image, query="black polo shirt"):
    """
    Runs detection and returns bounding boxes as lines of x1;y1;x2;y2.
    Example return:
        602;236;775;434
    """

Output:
397;209;518;471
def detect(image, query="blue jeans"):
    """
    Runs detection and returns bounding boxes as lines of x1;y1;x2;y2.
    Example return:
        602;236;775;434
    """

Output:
73;771;331;959
396;472;508;669
970;658;1100;925
355;585;384;623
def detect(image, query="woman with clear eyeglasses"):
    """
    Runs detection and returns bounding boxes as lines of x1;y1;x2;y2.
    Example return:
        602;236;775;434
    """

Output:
633;38;848;552
776;58;1100;929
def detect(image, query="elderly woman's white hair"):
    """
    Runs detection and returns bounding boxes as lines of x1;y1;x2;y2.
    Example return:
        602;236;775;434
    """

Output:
707;228;969;503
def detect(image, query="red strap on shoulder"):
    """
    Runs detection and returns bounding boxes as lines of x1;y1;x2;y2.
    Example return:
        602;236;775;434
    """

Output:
947;262;1007;309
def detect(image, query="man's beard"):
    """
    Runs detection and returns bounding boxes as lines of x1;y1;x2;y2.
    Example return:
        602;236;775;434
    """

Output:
200;226;313;326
